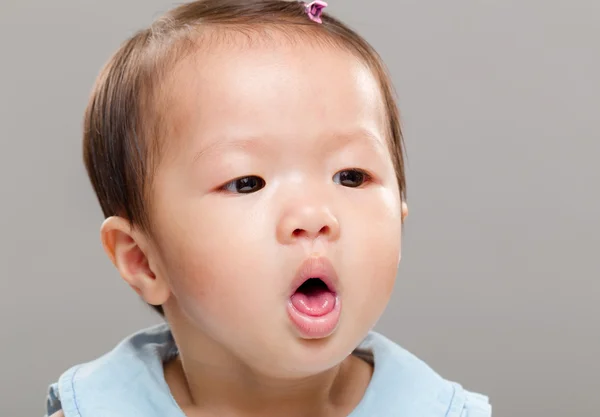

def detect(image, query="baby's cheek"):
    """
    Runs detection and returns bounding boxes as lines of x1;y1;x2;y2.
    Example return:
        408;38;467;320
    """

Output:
161;225;261;304
353;201;401;289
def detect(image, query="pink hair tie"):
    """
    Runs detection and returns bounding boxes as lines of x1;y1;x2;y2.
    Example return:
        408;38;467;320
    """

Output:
304;1;328;24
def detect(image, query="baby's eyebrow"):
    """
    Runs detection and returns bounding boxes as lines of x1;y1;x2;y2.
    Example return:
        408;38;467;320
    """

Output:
326;129;387;154
191;128;386;163
192;135;267;163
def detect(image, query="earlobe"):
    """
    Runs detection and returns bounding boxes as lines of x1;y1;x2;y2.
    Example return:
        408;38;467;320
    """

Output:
398;202;409;265
401;202;409;221
100;217;170;306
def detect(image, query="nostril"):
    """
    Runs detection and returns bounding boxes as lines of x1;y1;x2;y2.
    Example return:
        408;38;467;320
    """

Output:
292;226;330;239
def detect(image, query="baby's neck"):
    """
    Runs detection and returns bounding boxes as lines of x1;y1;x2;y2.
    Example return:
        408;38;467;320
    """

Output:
164;351;373;417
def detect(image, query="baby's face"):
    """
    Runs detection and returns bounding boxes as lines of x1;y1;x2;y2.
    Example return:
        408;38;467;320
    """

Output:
149;37;403;377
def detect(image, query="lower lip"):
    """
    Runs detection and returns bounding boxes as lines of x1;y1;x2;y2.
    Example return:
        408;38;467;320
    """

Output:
287;296;341;339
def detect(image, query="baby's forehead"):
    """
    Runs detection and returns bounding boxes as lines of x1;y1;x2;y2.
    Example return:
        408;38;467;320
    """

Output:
160;40;387;145
161;26;378;98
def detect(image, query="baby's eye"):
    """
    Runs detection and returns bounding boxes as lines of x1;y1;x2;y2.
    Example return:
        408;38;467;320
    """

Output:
222;176;266;194
333;169;370;188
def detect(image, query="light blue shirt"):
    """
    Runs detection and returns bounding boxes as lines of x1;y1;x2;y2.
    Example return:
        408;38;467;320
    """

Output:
46;324;491;416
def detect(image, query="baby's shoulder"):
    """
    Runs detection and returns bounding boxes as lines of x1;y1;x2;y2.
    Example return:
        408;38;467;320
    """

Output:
359;331;492;416
44;323;175;417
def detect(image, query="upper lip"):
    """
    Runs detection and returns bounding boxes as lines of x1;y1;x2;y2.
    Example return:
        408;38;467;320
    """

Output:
289;256;339;296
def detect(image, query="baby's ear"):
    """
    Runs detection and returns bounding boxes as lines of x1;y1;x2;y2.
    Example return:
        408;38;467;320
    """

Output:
100;217;170;306
401;202;408;221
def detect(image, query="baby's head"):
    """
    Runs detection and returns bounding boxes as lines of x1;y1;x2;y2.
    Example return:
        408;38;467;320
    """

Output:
84;0;408;378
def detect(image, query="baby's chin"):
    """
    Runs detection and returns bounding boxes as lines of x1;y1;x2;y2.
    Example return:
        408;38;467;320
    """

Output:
237;326;369;380
247;346;353;381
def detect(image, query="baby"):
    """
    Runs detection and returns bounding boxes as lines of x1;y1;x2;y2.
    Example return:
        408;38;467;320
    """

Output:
45;1;491;416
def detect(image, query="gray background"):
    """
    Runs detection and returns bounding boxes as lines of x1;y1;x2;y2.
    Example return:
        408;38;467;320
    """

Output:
0;0;598;415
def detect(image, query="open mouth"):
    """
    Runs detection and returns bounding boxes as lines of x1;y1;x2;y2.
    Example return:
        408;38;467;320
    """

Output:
290;277;337;317
287;257;342;339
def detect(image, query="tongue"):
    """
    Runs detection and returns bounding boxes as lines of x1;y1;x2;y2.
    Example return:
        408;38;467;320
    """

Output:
290;287;336;317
